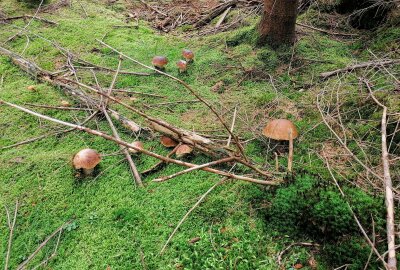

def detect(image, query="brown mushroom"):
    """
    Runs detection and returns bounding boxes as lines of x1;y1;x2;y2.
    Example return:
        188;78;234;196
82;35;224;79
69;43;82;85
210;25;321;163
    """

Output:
152;56;168;70
182;49;194;62
262;119;298;172
160;136;178;148
72;148;101;176
176;60;187;73
60;100;71;107
27;85;36;91
175;144;193;158
128;141;144;154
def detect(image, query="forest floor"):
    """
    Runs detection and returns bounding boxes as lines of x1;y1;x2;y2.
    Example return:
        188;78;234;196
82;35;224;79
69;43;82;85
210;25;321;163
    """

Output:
0;0;399;269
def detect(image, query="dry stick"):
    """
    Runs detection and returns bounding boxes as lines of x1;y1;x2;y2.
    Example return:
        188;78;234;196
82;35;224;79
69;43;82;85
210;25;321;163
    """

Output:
24;103;93;111
324;155;389;269
226;106;237;147
4;200;19;270
139;0;168;17
96;39;249;162
102;57;142;186
296;22;357;37
15;220;71;270
274;152;279;172
0;100;278;185
364;80;397;270
31;230;62;270
1;111;97;150
215;6;232;28
112;89;166;98
153;157;235;182
141;144;181;175
320;59;400;79
160;178;226;255
1;15;57;25
316;92;384;181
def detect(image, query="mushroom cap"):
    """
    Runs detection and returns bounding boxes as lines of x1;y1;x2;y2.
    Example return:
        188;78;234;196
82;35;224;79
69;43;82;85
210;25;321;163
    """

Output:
60;100;70;107
176;60;187;70
262;119;298;141
176;144;193;158
128;141;144;154
152;56;168;68
182;49;194;60
73;149;101;169
160;136;178;148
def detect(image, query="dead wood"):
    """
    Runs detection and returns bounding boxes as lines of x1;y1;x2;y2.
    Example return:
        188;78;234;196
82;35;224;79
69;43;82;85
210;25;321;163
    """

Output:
141;144;181;175
97;40;249;161
0;15;57;25
320;59;400;79
0;45;144;135
194;0;238;28
0;100;279;186
4;200;18;270
15;220;71;270
364;79;397;270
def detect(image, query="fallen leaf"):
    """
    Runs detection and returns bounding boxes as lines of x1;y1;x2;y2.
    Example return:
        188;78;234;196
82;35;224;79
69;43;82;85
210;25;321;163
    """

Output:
188;237;201;244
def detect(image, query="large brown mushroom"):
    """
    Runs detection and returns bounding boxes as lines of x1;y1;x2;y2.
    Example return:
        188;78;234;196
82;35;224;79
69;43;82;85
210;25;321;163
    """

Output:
160;136;178;148
152;56;168;70
182;49;194;62
73;148;101;176
262;119;298;172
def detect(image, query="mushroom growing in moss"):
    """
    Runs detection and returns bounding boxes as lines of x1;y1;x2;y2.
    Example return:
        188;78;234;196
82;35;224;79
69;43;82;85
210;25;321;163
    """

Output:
175;144;193;158
176;60;187;73
152;56;168;70
262;119;298;172
182;49;194;62
72;148;101;176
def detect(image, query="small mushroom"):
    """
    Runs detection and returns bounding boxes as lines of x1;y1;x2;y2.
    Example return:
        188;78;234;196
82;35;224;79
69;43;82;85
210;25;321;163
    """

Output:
27;85;36;91
160;136;178;148
262;119;298;172
72;148;101;176
176;60;187;73
175;144;193;158
152;56;168;70
182;49;194;62
60;100;70;107
128;141;144;154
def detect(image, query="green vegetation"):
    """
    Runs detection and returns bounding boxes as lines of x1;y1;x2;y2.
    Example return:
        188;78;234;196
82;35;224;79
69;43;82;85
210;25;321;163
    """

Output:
1;0;399;269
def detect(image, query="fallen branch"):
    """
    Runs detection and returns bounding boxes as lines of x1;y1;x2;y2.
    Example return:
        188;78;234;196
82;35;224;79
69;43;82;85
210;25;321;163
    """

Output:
296;22;357;37
153;157;235;182
320;59;400;79
4;200;19;270
16;220;71;270
277;242;319;266
96;39;249;162
1;15;57;25
160;178;226;255
0;100;278;186
363;79;397;270
141;144;181;175
194;0;238;28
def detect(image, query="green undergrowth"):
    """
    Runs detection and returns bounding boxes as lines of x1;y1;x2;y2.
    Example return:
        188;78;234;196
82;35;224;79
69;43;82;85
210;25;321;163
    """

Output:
1;0;399;269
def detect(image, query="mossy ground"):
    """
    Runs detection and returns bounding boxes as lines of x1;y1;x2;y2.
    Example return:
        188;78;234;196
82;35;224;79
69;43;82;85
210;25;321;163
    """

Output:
1;1;399;269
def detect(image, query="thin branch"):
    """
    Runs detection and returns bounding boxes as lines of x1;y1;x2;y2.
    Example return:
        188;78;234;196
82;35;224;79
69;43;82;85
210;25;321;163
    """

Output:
153;157;235;182
16;220;71;270
4;200;19;270
160;178;226;255
0;100;279;185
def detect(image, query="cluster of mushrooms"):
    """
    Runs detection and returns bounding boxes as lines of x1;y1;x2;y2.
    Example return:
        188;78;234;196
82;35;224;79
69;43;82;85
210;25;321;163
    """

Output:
152;49;194;73
72;137;192;177
72;119;297;178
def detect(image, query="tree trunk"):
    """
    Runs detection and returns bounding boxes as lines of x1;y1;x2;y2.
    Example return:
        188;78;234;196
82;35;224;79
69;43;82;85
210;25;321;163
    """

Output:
258;0;299;47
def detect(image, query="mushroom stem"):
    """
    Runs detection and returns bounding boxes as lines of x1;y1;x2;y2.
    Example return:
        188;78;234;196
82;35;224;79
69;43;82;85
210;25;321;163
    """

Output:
288;130;293;172
274;152;279;172
82;168;94;176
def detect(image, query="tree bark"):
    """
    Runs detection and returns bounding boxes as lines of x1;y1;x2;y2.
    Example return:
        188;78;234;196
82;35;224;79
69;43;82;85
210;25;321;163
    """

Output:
258;0;299;47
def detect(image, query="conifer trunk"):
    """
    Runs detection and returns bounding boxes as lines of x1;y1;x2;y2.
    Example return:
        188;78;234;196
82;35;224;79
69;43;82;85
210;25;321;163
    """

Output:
258;0;299;47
